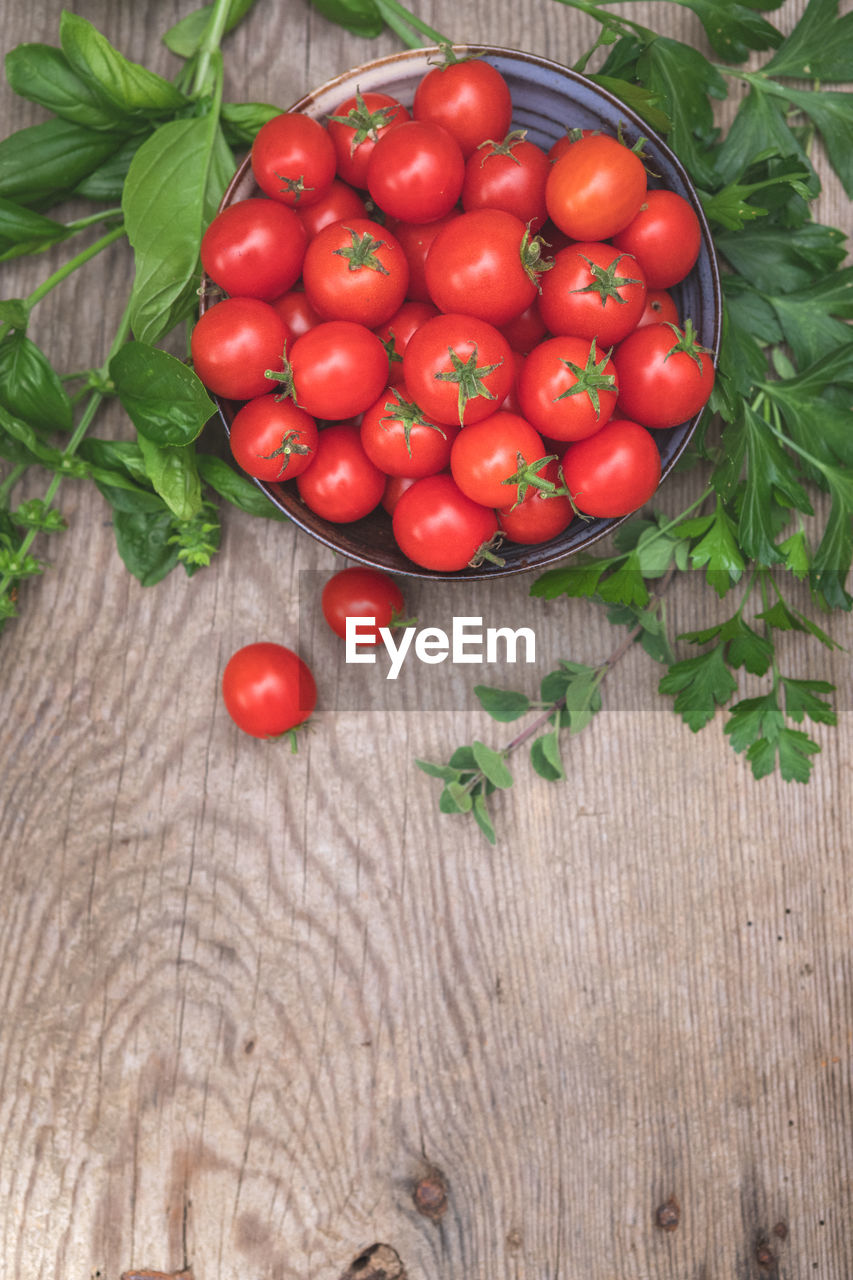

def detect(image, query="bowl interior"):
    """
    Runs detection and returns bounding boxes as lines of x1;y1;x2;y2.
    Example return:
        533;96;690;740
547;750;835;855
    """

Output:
202;45;721;580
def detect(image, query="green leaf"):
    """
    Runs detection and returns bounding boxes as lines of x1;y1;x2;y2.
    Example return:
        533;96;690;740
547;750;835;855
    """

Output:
745;725;821;781
777;528;811;579
0;332;73;432
163;0;259;57
671;0;783;60
761;266;853;369
779;86;853;199
415;758;464;782
530;733;563;781
561;664;604;733
471;740;513;790
762;0;853;80
715;221;847;294
73;135;145;202
0;118;121;207
136;435;203;523
659;644;739;730
809;461;853;609
0;196;75;261
714;85;814;186
444;779;474;813
473;685;532;722
586;75;671;132
221;101;281;146
530;558;612;600
307;0;385;38
635;38;726;187
4;42;132;133
60;12;188;121
111;506;181;586
196;453;288;520
122;111;233;344
110;342;215;447
781;677;837;726
595;553;651;608
0;299;28;329
755;596;840;648
472;792;498;845
724;690;785;753
686;499;745;595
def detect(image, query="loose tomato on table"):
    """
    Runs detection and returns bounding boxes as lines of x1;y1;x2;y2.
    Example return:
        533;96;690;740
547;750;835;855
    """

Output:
251;112;336;207
200;198;307;301
546;132;647;240
326;89;410;187
412;51;512;158
285;320;389;419
449;410;547;508
228;395;318;482
392;473;500;571
321;566;406;643
222;642;317;740
366;120;465;223
401;312;514;426
296;423;386;523
301;217;409;327
517;335;619;442
424;208;547;328
611;189;702;289
191;297;287;400
539;242;647;346
612;320;715;429
360;386;457;478
561;418;661;517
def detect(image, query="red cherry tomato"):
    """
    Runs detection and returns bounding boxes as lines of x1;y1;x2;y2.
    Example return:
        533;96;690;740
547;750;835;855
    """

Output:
191;297;287;400
538;241;647;346
402;312;515;426
424;208;543;328
327;90;410;187
321;566;406;643
373;300;439;386
545;133;647;240
497;457;574;544
381;472;418;515
392;473;499;571
366;120;465;224
201;199;307;301
385;211;461;302
229;394;318;481
251;112;336;207
296;422;386;522
561;418;661;517
360;386;458;478
412;54;512;158
611;189;702;289
637;288;679;329
461;130;550;229
612;321;715;429
287;321;389;419
222;642;316;739
302;217;409;327
296;179;367;239
449;410;546;508
270;287;322;340
517;335;619;442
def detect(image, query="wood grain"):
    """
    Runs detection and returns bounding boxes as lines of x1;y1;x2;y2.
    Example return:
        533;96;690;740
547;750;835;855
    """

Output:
1;2;851;1278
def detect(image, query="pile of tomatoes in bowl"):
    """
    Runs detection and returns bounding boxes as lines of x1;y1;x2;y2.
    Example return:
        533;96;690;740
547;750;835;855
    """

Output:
194;46;720;578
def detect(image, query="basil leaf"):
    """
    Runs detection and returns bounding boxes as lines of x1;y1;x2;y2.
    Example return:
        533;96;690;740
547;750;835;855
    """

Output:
221;101;281;146
0;118;121;207
110;341;215;446
59;12;188;121
163;0;259;57
137;435;203;523
79;437;151;486
0;332;73;432
4;42;130;133
0;197;73;260
73;135;147;202
122;110;233;344
308;0;385;38
196;453;288;520
111;506;181;586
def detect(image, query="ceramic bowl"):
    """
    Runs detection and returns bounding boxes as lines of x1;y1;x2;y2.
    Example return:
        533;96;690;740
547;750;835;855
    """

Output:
201;45;722;580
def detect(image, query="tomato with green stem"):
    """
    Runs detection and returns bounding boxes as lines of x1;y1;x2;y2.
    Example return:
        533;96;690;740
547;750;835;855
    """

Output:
545;131;647;240
302;217;409;327
392;472;501;571
612;319;715;429
401;312;514;426
497;457;574;544
360;386;457;478
461;129;550;229
327;89;410;187
191;297;287;401
322;566;407;643
281;320;389;419
222;642;317;741
539;241;647;346
251;111;336;207
449;410;549;508
424;208;550;327
200;198;307;301
561;418;661;517
517;335;619;442
412;50;512;158
228;394;318;481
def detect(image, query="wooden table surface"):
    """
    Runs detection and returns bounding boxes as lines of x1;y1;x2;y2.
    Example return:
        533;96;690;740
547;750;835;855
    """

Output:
1;2;851;1277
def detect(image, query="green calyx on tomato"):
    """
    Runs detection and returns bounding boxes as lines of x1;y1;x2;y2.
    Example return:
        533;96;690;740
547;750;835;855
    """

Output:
501;451;566;510
663;316;711;372
274;170;313;204
519;226;554;289
475;128;528;165
554;337;617;416
264;360;297;403
572;252;642;306
328;88;397;149
381;388;447;457
332;226;391;274
434;341;504;424
262;429;313;471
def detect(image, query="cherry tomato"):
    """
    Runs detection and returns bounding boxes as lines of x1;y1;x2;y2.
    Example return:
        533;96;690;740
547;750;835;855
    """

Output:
287;321;389;419
251;112;336;207
201;198;307;301
449;410;546;507
545;132;647;240
561;418;661;517
412;54;512;158
461;129;550;229
302;217;409;327
500;297;547;354
296;422;386;522
497;457;574;544
296;179;367;239
611;189;702;289
381;472;418;515
270;287;322;339
360;386;458;478
547;127;605;163
392;473;499;571
612;321;715;429
517;335;619;442
229;394;318;481
424;208;544;327
191;297;287;400
326;90;410;187
538;241;647;346
385;211;461;302
373;300;439;386
402;312;515;426
321;566;406;643
222;642;316;739
366;120;465;224
637;289;679;328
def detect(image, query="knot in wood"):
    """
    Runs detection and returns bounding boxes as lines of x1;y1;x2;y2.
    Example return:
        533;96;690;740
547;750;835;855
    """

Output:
655;1196;680;1232
412;1168;448;1221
